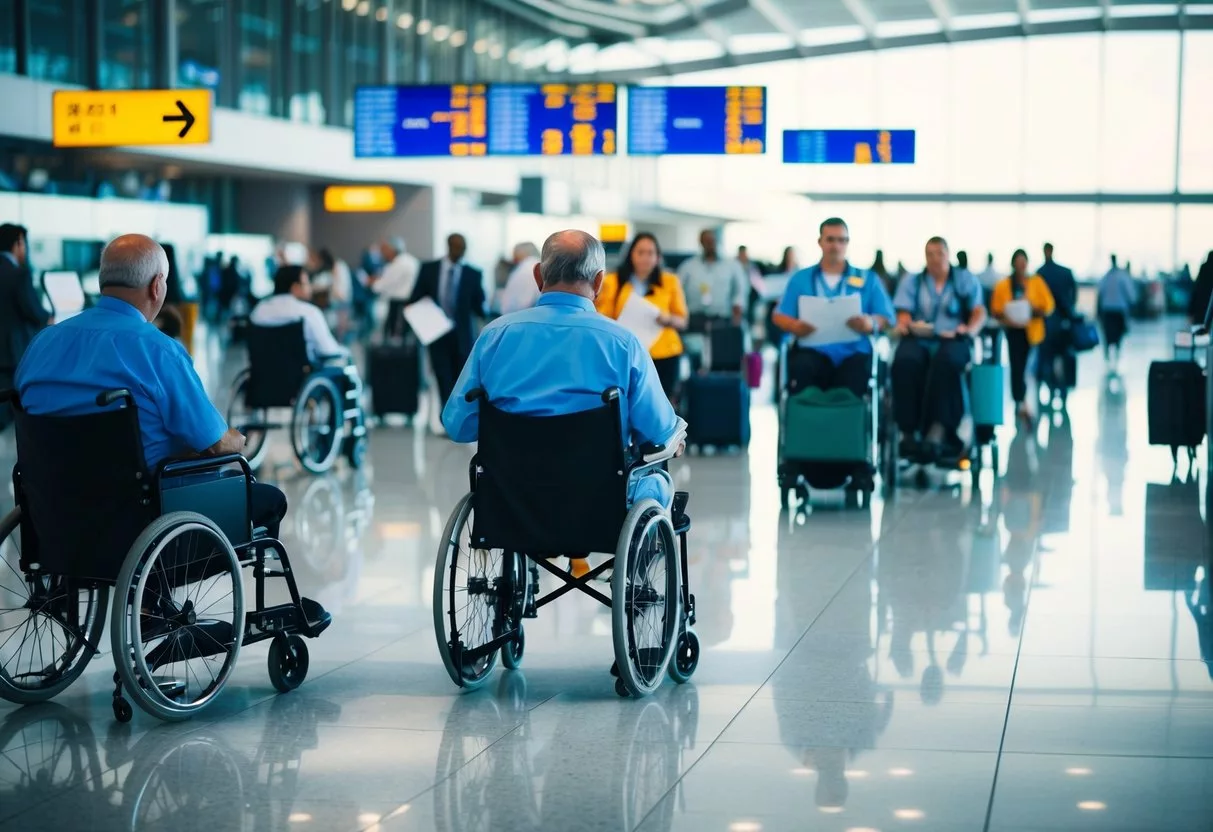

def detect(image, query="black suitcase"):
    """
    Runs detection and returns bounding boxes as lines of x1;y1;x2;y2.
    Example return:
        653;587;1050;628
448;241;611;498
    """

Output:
369;341;420;418
684;373;750;448
706;324;745;373
1147;360;1205;452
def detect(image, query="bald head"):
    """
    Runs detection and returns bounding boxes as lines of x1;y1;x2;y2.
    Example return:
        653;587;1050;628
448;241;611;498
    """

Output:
539;230;605;289
100;234;169;291
99;234;169;321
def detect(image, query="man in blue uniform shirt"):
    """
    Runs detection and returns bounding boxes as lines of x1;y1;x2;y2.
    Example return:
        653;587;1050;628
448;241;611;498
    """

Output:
891;236;987;464
16;234;287;537
771;217;894;398
443;229;684;513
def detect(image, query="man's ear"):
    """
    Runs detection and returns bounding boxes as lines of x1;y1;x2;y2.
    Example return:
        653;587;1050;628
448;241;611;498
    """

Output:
533;262;543;291
592;271;604;298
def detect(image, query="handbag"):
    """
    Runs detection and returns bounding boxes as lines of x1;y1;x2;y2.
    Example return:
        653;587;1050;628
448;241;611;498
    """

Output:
1071;315;1100;352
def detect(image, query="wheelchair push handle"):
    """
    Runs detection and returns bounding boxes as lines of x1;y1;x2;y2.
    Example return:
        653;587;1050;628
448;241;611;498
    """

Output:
95;388;136;408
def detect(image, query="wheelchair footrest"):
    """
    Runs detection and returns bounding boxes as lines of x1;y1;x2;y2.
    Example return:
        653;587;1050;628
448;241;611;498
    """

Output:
300;597;332;637
145;620;236;671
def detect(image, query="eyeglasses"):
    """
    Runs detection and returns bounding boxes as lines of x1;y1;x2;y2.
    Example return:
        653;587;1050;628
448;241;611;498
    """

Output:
823;236;850;244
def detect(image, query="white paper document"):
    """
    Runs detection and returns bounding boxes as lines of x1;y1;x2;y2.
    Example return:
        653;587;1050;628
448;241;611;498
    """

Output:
617;293;665;349
1003;299;1032;327
797;293;863;347
403;297;454;346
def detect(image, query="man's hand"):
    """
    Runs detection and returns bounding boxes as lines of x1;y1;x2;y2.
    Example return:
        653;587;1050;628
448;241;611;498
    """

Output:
732;307;744;327
675;441;686;458
790;320;816;339
894;320;911;336
955;324;970;337
847;315;873;335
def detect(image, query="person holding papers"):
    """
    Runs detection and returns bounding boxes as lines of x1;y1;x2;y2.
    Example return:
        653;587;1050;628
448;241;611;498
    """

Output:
989;249;1055;424
891;236;987;465
444;230;686;579
770;217;894;399
595;232;688;402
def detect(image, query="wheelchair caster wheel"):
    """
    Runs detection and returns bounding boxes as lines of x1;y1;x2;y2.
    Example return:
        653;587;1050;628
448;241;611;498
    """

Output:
268;635;310;693
345;435;368;470
668;630;700;684
502;626;525;670
113;698;133;723
615;678;630;698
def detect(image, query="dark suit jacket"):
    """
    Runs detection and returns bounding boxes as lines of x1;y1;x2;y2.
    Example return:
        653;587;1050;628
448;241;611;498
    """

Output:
0;256;51;372
409;259;486;357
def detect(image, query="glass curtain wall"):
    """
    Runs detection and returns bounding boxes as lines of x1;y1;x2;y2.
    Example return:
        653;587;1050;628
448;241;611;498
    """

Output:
0;0;16;75
28;0;88;84
101;0;154;89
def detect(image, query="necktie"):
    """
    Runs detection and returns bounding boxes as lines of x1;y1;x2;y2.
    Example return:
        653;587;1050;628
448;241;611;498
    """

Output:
443;264;459;317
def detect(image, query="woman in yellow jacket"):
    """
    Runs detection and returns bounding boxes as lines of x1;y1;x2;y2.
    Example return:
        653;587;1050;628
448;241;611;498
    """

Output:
596;232;688;403
990;249;1056;422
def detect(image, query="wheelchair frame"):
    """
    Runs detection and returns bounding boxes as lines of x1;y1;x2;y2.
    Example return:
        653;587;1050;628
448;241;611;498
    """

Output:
227;321;368;475
433;388;699;698
0;389;332;723
776;336;894;510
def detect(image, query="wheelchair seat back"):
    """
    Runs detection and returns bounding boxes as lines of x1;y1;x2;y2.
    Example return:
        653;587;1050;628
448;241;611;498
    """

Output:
13;403;154;582
471;396;629;557
246;320;310;408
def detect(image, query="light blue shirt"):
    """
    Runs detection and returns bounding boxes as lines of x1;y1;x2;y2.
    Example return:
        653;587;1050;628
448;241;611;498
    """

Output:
15;296;227;469
777;262;894;364
894;267;984;333
444;292;680;451
1098;268;1137;312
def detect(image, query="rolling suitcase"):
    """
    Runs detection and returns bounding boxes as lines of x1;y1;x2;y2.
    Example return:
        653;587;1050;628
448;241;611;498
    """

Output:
969;363;1005;427
369;340;420;418
705;324;745;373
1147;360;1205;457
684;373;750;448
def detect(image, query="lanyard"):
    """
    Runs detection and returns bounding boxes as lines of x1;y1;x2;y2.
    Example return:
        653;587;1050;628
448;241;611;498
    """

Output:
812;265;856;299
918;273;954;327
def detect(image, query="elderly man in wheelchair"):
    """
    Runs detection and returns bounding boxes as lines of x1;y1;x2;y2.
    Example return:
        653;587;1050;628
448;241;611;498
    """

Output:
1;234;330;723
228;263;368;474
433;230;699;698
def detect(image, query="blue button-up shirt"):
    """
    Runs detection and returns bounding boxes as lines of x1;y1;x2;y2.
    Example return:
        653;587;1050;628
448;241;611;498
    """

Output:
15;296;227;469
777;262;895;364
1097;267;1137;312
443;292;680;450
894;267;984;333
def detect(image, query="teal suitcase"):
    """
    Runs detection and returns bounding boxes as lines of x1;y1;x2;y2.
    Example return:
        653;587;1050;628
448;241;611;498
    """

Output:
782;387;869;462
970;364;1005;427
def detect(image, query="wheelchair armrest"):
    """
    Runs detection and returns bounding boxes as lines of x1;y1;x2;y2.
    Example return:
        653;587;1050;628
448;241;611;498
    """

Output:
465;387;486;403
95;388;135;408
601;388;622;404
639;441;665;458
157;453;252;482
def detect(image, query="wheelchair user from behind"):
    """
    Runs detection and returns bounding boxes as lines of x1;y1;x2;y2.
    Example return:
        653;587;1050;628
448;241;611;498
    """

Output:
15;233;288;539
250;264;351;368
890;236;988;467
770;216;894;491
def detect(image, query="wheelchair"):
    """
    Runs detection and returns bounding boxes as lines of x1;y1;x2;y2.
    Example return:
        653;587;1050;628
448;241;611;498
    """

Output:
0;389;332;723
226;320;368;474
776;337;895;510
433;388;698;698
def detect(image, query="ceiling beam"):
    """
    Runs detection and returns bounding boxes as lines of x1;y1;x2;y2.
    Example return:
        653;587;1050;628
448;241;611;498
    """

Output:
1100;0;1112;30
478;0;591;40
747;0;809;57
840;0;881;47
679;0;737;66
650;0;749;37
1017;0;1032;35
511;0;649;38
926;0;954;41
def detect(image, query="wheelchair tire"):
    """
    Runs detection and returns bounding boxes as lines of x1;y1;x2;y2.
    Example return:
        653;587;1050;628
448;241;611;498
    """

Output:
433;493;502;690
667;629;700;684
345;434;369;470
267;634;310;692
0;507;110;705
291;376;344;475
502;626;525;670
226;370;270;470
612;500;681;698
110;512;245;722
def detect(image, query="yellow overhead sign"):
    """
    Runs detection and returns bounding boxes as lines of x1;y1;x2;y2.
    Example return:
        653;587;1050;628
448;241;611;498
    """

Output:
599;222;629;244
323;186;396;213
52;89;212;148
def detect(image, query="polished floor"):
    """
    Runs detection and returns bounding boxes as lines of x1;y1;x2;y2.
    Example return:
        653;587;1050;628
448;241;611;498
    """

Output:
1;319;1211;831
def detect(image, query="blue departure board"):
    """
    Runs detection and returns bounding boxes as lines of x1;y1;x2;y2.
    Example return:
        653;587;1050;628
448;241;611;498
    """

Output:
782;130;916;164
627;86;766;156
354;83;616;158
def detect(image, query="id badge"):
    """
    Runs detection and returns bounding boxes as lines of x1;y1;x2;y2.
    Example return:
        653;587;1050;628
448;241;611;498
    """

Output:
700;282;712;307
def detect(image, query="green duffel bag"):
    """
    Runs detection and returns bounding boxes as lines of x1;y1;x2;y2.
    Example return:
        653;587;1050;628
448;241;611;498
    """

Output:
782;386;869;462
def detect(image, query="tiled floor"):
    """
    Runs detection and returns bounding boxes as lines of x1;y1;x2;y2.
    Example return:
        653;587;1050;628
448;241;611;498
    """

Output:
1;320;1210;831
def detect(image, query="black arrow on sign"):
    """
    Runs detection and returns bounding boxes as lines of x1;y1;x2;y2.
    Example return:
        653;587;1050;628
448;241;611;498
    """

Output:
162;99;196;138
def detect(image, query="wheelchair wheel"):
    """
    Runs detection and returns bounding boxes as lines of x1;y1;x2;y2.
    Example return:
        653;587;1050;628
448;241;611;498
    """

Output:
267;634;310;692
226;370;269;470
291;376;343;475
433;494;505;690
667;629;700;684
612;499;681;698
500;552;528;670
111;512;245;722
344;434;368;470
0;507;109;705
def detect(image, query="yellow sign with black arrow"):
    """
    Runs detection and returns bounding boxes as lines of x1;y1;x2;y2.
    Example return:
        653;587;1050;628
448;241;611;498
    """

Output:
52;89;212;148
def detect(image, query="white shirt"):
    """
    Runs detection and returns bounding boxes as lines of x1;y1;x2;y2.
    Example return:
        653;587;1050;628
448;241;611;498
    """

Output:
497;256;540;315
329;260;352;303
976;265;1000;291
374;252;419;300
249;293;346;361
820;270;844;292
677;256;747;318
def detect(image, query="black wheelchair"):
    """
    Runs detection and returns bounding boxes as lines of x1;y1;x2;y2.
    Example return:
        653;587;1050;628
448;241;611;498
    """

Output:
226;321;368;474
0;389;331;723
433;389;699;698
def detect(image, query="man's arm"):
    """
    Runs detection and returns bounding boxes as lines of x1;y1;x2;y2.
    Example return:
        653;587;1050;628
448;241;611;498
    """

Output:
158;347;239;456
16;269;51;327
407;263;433;304
441;335;486;442
627;339;681;450
731;262;746;324
959;276;987;333
305;305;345;358
771;275;813;337
863;273;895;331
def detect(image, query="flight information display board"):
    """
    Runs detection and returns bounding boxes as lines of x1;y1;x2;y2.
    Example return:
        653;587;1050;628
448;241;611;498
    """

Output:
782;129;916;164
354;83;617;158
627;86;766;156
